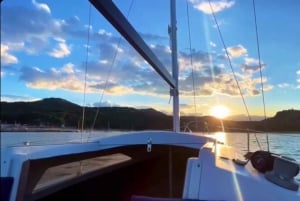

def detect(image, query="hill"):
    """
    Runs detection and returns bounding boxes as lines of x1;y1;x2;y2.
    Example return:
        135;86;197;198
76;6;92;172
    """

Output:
1;98;172;130
262;109;300;132
1;98;300;132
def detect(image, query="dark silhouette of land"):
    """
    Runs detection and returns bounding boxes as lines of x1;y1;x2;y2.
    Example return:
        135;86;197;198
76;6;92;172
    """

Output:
1;98;300;132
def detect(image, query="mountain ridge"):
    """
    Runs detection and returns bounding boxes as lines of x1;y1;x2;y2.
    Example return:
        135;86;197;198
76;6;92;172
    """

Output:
1;98;300;132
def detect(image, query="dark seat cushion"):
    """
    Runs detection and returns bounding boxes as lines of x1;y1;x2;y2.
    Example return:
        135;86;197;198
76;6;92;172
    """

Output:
0;177;14;201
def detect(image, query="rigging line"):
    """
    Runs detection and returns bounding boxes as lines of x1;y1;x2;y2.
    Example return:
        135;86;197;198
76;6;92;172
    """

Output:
207;0;261;149
252;0;269;152
207;0;251;121
186;0;198;129
79;3;92;175
89;0;135;132
81;3;92;136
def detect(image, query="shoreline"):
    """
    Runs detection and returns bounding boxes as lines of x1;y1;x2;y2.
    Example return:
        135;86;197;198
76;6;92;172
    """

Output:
1;127;79;132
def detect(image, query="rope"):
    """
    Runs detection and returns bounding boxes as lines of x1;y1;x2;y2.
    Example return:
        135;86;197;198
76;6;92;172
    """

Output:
90;0;135;132
185;0;198;128
252;0;269;152
81;3;92;137
207;0;251;121
207;0;262;149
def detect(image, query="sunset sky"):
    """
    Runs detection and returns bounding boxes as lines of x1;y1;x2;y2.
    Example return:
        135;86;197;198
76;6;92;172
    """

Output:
1;0;300;120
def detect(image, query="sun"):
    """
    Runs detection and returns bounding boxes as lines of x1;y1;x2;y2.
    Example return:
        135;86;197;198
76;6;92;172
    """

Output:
210;105;230;119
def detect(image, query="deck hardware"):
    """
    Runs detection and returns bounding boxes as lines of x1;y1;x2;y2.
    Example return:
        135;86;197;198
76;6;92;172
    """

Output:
147;138;152;152
24;141;30;146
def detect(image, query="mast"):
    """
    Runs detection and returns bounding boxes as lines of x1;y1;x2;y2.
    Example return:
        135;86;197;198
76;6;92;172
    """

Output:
170;0;180;132
90;0;179;131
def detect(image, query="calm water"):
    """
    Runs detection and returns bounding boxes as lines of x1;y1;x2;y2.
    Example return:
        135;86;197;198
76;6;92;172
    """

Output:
1;131;300;180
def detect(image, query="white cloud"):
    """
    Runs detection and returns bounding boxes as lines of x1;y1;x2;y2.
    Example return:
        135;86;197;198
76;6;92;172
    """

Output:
1;2;84;57
297;70;300;88
3;1;269;100
93;100;120;107
245;57;258;65
278;83;292;88
179;68;272;97
263;84;273;91
190;0;235;14
48;40;71;58
210;41;217;47
226;44;247;58
1;44;18;65
32;0;51;14
0;95;39;102
98;29;112;37
19;65;83;92
62;63;75;74
242;57;266;73
105;85;134;95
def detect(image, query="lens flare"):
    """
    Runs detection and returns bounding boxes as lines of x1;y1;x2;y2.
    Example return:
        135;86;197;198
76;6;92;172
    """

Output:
210;105;230;119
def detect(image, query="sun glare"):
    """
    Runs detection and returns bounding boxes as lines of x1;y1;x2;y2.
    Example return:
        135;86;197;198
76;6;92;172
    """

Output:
215;132;227;144
210;105;230;119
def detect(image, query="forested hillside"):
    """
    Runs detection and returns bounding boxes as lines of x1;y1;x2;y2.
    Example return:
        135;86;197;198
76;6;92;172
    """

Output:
1;98;300;132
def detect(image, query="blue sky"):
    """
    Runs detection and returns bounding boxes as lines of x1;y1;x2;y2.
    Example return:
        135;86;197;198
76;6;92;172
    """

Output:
1;0;300;120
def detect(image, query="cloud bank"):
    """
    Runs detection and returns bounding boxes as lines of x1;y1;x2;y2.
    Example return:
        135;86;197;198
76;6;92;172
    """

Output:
1;0;273;109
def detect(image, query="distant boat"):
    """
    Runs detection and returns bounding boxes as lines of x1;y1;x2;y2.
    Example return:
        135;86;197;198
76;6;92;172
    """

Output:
1;1;299;201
